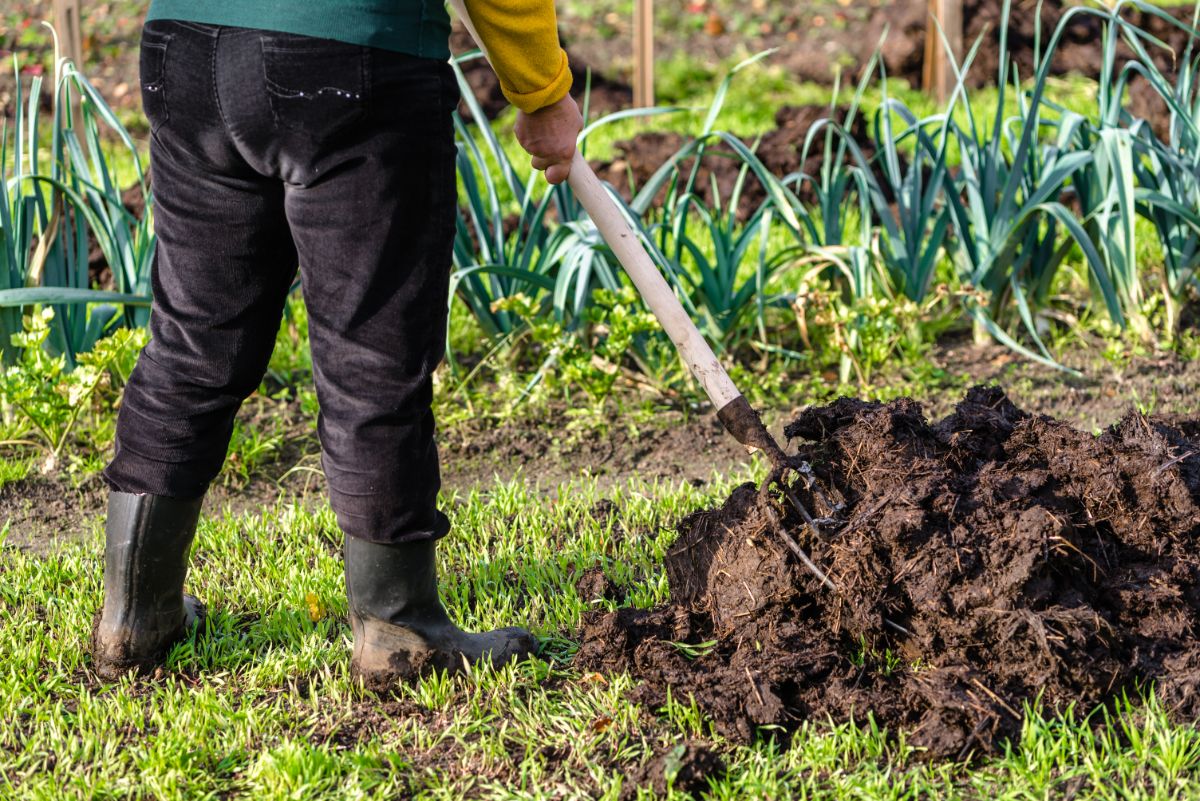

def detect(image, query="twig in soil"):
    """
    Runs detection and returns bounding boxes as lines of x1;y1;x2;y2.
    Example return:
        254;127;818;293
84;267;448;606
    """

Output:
1049;534;1105;582
969;677;1021;720
764;505;836;592
744;667;766;708
781;485;824;538
955;714;995;763
834;493;891;537
1155;450;1197;475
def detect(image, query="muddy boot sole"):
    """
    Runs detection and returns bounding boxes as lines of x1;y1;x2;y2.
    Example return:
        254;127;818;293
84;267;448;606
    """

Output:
91;594;206;680
349;613;537;691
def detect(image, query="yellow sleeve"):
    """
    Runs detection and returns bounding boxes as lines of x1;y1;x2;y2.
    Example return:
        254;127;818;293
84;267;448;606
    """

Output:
463;0;573;114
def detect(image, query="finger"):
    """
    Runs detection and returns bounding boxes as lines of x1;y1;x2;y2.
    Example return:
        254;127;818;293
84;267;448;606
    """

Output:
530;156;555;172
545;161;572;185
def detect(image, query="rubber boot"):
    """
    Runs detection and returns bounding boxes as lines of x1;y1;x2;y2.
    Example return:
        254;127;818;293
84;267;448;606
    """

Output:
91;491;206;679
344;536;538;690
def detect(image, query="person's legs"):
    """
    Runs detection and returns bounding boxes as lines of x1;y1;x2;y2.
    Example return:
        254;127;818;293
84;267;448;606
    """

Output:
274;44;536;686
94;21;299;678
96;21;537;682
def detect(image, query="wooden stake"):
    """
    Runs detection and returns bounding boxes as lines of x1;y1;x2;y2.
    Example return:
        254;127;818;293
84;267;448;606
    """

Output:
52;0;88;159
52;0;85;71
633;0;655;107
923;0;962;105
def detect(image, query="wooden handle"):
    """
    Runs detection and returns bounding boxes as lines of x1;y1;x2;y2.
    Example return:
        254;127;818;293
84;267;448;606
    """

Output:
564;152;742;409
447;0;744;414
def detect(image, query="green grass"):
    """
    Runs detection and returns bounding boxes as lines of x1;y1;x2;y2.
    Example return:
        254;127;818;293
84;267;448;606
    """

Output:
3;471;1200;799
0;456;33;494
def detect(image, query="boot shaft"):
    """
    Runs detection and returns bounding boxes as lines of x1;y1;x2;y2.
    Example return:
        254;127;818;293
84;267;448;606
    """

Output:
342;535;538;688
343;536;445;626
97;492;204;658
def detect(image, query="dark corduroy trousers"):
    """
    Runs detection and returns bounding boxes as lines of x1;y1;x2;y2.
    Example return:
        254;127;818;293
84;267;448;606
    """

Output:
103;19;459;544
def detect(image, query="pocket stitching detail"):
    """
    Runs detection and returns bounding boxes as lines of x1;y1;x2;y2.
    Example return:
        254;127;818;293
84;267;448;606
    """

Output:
259;39;369;137
140;34;172;132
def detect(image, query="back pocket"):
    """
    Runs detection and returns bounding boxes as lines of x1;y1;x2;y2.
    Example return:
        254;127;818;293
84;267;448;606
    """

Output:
260;35;369;140
139;26;172;133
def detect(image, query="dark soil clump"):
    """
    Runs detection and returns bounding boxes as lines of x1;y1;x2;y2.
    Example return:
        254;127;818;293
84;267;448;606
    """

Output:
576;386;1200;760
619;742;726;800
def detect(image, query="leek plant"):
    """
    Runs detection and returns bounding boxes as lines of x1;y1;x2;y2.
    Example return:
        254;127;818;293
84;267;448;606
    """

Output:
447;3;1199;389
0;33;153;368
866;94;954;307
782;61;904;383
450;50;810;378
447;54;681;345
624;53;812;356
1033;0;1199;343
926;0;1122;368
448;55;561;341
1119;2;1200;335
648;171;799;354
448;52;691;395
1067;0;1177;342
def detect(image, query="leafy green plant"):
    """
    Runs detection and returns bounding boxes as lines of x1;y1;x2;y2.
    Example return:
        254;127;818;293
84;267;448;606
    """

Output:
0;306;146;472
222;418;285;487
1063;1;1188;342
650;182;801;354
1117;2;1200;336
792;282;952;386
262;294;312;393
865;96;954;308
448;8;1199;395
488;286;662;403
788;61;878;252
448;53;661;348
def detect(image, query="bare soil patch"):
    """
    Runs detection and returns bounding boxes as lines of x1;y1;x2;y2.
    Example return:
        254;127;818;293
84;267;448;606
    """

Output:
0;467;321;557
926;338;1200;427
3;343;1195;556
592;102;882;221
0;401;754;556
438;404;753;493
576;386;1200;760
0;475;107;555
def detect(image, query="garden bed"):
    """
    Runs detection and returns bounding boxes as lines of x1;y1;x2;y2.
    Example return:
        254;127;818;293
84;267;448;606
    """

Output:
592;103;879;219
577;386;1200;760
872;0;1199;90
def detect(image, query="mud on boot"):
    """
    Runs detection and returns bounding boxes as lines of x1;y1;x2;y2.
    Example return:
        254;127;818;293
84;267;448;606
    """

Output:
344;536;538;691
91;491;206;679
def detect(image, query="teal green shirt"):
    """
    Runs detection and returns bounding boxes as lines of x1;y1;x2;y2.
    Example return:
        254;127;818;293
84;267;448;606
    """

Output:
146;0;451;59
